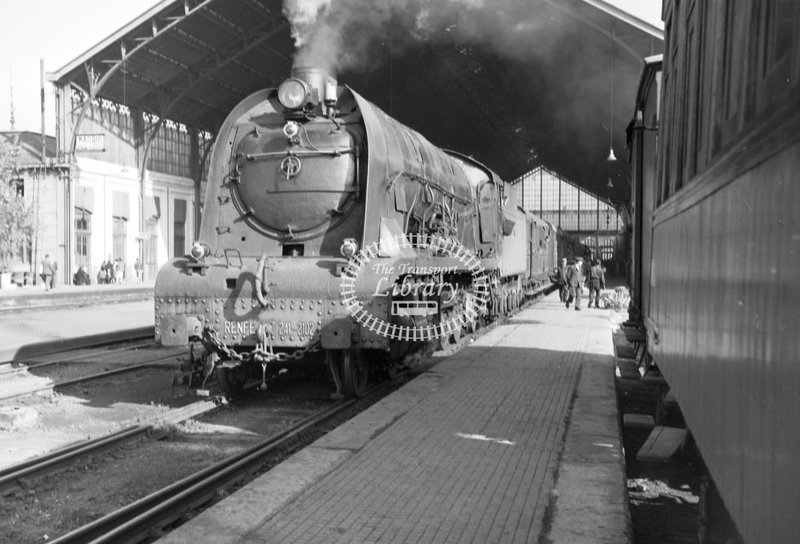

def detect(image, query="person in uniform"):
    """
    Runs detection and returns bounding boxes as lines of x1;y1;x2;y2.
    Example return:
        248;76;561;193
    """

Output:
587;258;606;308
551;257;569;302
565;256;585;310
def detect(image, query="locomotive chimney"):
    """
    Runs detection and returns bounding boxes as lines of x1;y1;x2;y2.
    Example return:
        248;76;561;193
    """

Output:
291;64;338;109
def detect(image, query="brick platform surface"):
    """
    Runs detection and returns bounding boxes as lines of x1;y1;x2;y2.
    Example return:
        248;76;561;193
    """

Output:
159;292;628;544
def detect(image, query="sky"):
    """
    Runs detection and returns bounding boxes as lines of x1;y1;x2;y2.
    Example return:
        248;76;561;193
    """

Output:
0;0;663;136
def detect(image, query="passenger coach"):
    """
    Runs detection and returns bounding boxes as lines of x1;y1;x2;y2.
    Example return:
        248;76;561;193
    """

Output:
627;2;799;543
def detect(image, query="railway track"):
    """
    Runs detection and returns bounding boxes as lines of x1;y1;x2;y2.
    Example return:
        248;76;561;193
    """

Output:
49;398;357;544
0;397;225;497
1;327;153;366
0;339;154;378
2;289;555;543
0;334;188;404
0;352;184;404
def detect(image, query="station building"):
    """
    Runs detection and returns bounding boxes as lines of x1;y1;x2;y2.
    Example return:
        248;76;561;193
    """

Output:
0;131;69;285
50;92;209;283
511;166;627;271
0;1;658;286
1;98;207;286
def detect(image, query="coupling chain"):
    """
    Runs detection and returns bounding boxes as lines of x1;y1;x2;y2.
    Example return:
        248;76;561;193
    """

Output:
202;325;320;364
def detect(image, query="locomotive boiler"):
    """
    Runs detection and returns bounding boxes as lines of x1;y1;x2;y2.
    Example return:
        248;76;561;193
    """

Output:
155;65;554;398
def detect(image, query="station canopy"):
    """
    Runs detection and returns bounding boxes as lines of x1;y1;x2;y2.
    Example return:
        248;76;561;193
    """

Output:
51;0;662;206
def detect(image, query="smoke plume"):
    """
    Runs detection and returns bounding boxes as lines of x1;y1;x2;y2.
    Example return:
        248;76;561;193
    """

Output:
281;0;561;73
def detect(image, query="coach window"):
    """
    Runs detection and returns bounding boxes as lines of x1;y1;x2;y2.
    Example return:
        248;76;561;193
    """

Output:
714;0;751;153
694;1;714;174
657;16;674;204
757;0;797;112
683;1;700;181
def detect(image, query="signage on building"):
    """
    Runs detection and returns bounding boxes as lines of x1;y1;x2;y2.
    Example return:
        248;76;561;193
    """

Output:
75;133;106;152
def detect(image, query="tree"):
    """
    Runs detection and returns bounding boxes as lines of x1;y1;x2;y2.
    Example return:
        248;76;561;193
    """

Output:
0;140;31;272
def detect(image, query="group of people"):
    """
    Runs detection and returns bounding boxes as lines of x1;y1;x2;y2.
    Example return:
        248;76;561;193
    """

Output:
74;257;144;285
39;255;145;288
97;257;125;284
555;255;606;311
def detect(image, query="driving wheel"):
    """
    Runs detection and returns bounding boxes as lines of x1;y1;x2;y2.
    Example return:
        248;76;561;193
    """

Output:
341;350;369;398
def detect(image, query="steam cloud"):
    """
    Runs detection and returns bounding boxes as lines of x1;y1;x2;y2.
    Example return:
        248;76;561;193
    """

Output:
280;0;643;201
282;0;559;73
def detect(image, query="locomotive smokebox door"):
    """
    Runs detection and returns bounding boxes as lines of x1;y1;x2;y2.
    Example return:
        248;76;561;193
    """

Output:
233;125;358;239
321;318;353;349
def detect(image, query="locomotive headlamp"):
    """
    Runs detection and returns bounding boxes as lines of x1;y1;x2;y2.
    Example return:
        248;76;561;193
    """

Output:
283;121;300;138
340;238;359;258
190;241;206;261
278;78;309;110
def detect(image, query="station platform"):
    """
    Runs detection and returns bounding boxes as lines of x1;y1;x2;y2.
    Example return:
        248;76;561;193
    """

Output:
159;292;628;544
0;280;154;314
0;297;154;363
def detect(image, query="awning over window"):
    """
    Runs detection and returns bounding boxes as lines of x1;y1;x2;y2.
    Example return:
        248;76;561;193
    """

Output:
74;186;94;214
174;199;187;224
112;191;129;219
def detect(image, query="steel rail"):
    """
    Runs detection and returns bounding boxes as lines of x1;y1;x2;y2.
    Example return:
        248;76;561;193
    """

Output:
1;326;154;365
0;352;182;403
0;396;224;497
49;397;356;544
0;341;169;379
0;426;150;496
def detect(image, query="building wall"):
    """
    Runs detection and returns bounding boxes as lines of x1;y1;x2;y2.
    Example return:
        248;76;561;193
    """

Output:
16;169;68;284
72;157;198;283
51;88;209;284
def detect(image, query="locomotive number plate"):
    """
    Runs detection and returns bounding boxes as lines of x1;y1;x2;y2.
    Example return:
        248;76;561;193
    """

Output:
273;321;317;337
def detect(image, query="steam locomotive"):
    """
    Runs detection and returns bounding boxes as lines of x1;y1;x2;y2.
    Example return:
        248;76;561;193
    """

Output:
155;65;557;398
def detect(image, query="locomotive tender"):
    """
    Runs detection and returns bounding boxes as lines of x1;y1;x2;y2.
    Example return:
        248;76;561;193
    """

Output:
628;2;799;542
155;64;557;398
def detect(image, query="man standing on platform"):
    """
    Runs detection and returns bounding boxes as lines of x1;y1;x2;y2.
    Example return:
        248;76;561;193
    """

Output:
41;254;56;291
102;256;115;284
134;258;143;283
587;258;606;308
565;256;585;310
556;257;568;302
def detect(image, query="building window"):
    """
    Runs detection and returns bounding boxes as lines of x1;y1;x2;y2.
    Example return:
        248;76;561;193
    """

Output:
10;178;24;197
113;216;127;270
75;209;91;270
146;114;192;178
